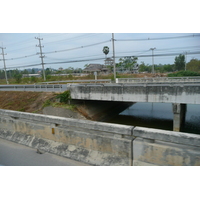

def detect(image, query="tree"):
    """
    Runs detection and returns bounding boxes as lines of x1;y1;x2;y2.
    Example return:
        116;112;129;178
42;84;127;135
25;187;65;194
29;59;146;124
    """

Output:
14;74;22;83
103;46;109;58
31;68;35;74
118;56;138;72
138;62;151;73
45;68;52;76
163;64;174;72
22;69;29;74
186;59;200;72
174;54;185;71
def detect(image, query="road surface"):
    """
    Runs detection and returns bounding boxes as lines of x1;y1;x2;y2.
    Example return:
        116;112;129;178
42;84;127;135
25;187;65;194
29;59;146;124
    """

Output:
0;138;90;166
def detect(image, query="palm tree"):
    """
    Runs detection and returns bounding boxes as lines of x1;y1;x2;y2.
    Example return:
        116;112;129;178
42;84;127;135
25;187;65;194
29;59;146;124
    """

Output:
103;46;109;58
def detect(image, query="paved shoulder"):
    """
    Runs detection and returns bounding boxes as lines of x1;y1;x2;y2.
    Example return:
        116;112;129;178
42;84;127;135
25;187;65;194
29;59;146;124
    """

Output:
0;138;91;166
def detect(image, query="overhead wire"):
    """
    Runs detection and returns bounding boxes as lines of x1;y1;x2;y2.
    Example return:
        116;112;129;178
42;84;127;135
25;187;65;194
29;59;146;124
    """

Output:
43;39;111;54
2;50;200;71
5;54;37;61
1;33;200;71
43;33;103;45
115;34;200;41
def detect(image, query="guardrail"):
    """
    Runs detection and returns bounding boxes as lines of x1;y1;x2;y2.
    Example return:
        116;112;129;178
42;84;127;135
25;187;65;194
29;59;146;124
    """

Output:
0;84;68;92
116;76;200;83
39;79;112;84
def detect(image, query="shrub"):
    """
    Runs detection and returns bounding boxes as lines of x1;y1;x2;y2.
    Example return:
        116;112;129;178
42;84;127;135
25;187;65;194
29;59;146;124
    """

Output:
14;74;22;83
56;91;71;103
31;76;38;83
168;70;200;77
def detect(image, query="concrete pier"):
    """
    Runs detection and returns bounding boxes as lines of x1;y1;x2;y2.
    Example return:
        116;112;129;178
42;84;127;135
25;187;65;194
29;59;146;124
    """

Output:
172;103;187;132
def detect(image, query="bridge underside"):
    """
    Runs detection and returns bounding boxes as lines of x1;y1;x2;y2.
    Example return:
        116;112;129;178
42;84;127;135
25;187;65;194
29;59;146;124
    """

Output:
71;100;133;121
71;99;186;132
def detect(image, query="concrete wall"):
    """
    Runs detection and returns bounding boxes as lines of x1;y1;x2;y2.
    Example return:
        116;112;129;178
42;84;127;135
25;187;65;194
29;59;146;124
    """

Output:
68;83;200;104
0;109;133;166
0;109;200;166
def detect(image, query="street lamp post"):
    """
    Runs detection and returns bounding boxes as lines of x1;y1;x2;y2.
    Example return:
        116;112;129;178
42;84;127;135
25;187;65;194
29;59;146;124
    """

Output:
112;33;116;83
150;48;156;74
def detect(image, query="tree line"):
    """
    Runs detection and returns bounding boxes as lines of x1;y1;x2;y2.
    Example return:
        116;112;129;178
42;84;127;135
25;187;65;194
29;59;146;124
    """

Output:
0;54;200;82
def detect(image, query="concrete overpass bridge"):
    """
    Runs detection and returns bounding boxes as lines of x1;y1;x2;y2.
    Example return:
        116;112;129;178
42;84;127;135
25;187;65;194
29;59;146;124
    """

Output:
1;78;200;131
68;82;200;104
67;82;200;132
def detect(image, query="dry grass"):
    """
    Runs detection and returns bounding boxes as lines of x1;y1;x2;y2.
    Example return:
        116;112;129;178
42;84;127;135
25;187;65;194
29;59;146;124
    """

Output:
0;91;57;113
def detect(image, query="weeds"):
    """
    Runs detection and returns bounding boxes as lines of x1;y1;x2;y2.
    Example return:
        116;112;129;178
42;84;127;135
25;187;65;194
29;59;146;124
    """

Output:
56;91;71;103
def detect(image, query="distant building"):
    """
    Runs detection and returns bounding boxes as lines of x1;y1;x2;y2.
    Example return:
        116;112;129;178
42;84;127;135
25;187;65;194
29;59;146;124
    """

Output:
83;64;109;74
104;57;113;66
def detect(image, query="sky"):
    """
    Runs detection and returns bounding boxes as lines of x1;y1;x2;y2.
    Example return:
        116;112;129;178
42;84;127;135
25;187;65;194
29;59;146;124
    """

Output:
0;33;199;71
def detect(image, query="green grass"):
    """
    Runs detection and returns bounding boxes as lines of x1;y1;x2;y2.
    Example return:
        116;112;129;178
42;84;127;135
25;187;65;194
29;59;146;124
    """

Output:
168;70;200;77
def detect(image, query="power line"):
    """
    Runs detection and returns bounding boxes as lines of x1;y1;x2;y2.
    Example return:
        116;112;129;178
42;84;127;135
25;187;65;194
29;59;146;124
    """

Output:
43;33;101;45
5;45;199;62
115;51;200;58
5;53;37;61
115;34;200;42
43;40;111;54
1;51;200;71
0;63;41;70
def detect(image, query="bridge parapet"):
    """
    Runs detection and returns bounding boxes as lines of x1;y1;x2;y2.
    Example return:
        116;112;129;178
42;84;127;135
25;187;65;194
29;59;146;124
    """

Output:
117;76;200;84
68;83;200;104
1;109;200;166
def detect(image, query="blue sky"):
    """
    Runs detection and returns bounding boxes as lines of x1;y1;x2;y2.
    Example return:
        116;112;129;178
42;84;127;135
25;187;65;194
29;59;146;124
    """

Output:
0;33;199;71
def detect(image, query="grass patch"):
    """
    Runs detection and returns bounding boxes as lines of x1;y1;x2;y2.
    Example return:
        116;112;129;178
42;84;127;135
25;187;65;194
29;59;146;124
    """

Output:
42;99;52;108
18;108;25;112
51;102;76;110
168;70;200;77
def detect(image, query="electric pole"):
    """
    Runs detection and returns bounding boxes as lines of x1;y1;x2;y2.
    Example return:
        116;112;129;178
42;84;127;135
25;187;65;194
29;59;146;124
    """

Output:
150;48;156;74
0;46;9;84
112;33;116;83
184;51;189;71
35;37;46;81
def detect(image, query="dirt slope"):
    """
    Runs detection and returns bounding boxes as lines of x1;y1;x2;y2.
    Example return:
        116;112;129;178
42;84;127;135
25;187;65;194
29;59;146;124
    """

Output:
0;91;56;113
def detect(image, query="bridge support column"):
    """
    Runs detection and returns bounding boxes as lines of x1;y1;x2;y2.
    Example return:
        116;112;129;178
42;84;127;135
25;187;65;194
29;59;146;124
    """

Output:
172;103;187;132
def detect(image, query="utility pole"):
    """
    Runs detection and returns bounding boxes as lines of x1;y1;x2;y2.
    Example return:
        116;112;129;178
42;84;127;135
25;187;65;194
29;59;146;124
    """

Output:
150;48;156;74
112;33;116;83
35;37;46;81
0;46;9;84
184;51;189;71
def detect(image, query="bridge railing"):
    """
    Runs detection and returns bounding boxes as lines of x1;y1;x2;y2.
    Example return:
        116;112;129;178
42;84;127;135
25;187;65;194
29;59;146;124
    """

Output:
38;79;112;84
116;76;200;83
0;84;68;92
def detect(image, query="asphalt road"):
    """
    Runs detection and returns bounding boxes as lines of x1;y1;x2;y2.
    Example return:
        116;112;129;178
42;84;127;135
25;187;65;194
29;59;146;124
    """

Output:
0;138;90;166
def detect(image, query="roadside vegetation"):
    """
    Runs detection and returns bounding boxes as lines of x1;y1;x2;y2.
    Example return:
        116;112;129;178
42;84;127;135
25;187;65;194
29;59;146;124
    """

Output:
168;70;200;77
0;90;76;113
42;91;76;111
0;56;199;84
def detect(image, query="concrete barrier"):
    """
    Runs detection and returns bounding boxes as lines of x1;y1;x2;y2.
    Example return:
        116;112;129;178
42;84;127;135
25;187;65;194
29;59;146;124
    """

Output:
0;109;134;166
132;127;200;166
0;109;200;166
